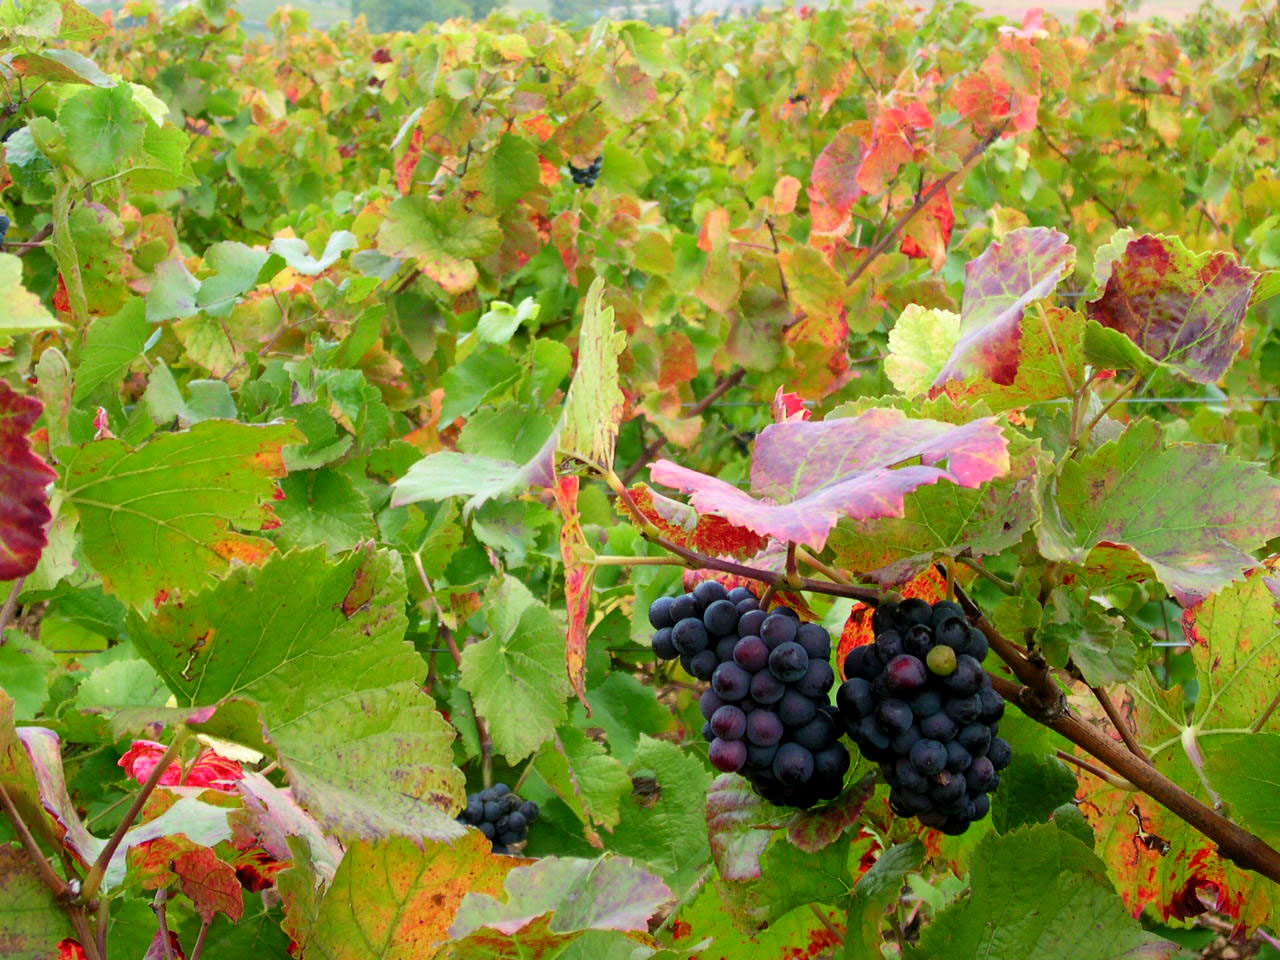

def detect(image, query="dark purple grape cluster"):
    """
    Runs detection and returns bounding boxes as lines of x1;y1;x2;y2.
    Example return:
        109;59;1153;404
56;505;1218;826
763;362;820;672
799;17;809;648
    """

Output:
649;581;850;808
568;156;602;187
836;598;1009;835
457;783;539;854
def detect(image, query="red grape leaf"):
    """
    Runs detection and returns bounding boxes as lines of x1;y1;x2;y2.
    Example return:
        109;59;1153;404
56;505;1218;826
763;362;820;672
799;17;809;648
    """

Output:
554;476;593;712
173;846;244;922
627;483;767;560
0;380;57;580
787;773;876;852
855;101;933;195
951;34;1042;136
650;409;1009;551
1086;234;1259;384
899;183;954;271
931;227;1075;392
808;124;863;237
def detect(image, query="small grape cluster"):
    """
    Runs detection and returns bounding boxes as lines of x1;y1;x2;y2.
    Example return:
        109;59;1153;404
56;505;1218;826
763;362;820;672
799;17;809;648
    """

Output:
457;783;540;854
837;598;1010;835
649;581;850;808
568;156;602;187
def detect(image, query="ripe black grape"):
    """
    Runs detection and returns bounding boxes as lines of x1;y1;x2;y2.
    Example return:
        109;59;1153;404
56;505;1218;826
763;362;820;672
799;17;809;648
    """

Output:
646;583;849;809
704;599;739;636
671;617;709;655
457;784;540;854
768;641;809;682
835;598;1006;835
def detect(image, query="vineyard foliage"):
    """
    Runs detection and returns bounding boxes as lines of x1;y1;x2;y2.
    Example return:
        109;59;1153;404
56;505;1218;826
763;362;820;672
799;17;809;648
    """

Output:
2;0;1280;957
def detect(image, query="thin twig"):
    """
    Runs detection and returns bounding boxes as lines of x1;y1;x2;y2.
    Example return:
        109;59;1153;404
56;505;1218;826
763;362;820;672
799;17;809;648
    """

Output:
1089;685;1152;765
153;889;177;960
1055;749;1136;790
189;916;212;960
808;904;844;945
0;576;26;640
955;556;1017;595
441;623;492;788
847;122;1008;286
82;728;193;903
620;368;748;486
0;781;71;898
1252;687;1280;733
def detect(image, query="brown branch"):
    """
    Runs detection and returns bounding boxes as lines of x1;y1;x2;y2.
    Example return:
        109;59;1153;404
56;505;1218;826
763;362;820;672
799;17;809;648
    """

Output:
846;122;1008;286
1089;684;1152;765
1055;749;1135;790
0;576;25;640
1252;686;1280;733
0;781;71;898
991;672;1280;884
619;367;748;486
13;223;52;258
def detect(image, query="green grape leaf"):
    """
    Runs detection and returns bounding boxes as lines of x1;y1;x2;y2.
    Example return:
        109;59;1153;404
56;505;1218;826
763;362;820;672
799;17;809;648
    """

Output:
908;825;1177;960
60;420;300;609
462;133;540;210
718;833;854;928
0;253;62;335
460;576;571;763
60;83;147;182
376;195;500;294
0;846;75;960
1204;733;1280;849
609;736;711;891
534;726;631;836
1037;419;1280;603
990;712;1078;834
196;241;270;313
273;468;376;553
391;434;557;514
129;546;465;841
844;840;924;959
300;832;514;960
268;231;357;276
1039;586;1138;686
828;431;1042;585
560;278;626;472
1082;319;1157;376
449;854;672;939
73;298;149;401
146;259;201;322
68;203;127;315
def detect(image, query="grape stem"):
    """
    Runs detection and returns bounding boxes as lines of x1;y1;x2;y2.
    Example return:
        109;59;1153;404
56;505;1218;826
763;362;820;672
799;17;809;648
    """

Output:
954;556;1017;595
1054;749;1136;790
1088;684;1153;765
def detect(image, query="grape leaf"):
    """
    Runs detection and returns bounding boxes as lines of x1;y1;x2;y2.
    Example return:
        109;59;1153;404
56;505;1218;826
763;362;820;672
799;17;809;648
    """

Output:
461;576;571;763
899;184;954;271
449;855;672;938
0;253;61;335
808;124;863;236
931;227;1075;392
1087;234;1259;384
844;841;924;959
718;832;854;928
171;846;243;923
390;429;558;513
0;846;75;960
625;483;766;560
650;409;1009;551
609;737;711;892
706;774;772;881
1079;574;1280;930
60;84;147;182
1038;586;1137;686
855;101;933;194
677;883;839;960
72;299;150;402
827;431;1042;585
554;476;594;709
990;712;1078;834
787;774;876;852
534;726;630;837
129;546;465;842
60;420;300;609
1204;733;1280;850
560;277;626;471
1037;419;1280;602
0;381;57;580
300;832;514;960
376;194;501;295
908;824;1176;960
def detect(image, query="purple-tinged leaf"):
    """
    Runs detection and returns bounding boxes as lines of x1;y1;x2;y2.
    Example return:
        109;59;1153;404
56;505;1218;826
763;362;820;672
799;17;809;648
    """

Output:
706;773;772;881
1087;234;1259;384
931;227;1075;392
1037;419;1280;603
651;409;1009;551
15;727;103;869
0;381;56;580
787;774;877;852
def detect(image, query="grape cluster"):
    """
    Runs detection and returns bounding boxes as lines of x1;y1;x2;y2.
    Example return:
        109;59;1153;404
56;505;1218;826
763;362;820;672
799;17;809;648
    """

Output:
568;156;602;187
649;581;850;808
457;783;540;854
837;598;1010;835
